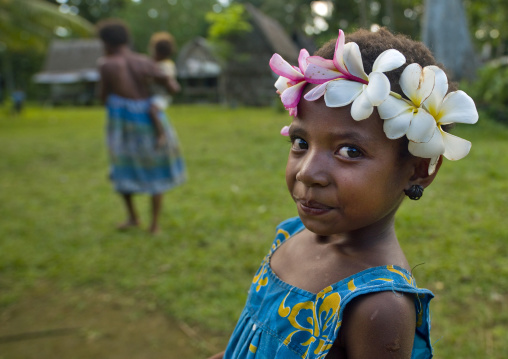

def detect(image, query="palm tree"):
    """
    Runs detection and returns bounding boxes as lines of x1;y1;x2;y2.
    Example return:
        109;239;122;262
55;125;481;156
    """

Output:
0;0;94;52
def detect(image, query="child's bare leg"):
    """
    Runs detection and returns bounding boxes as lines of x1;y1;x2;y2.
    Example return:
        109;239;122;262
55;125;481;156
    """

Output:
149;104;160;126
117;193;140;229
149;193;163;234
149;104;166;148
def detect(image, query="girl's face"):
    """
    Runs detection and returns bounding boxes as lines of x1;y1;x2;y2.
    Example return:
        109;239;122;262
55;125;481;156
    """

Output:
286;96;416;239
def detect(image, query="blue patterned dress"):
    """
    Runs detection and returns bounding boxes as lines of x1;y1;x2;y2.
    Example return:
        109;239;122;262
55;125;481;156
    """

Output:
105;94;186;194
224;217;434;359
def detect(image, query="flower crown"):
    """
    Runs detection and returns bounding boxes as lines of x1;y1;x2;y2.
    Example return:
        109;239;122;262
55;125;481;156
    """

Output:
269;29;479;175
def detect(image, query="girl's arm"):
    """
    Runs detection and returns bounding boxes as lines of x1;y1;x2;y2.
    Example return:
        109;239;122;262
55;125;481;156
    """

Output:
164;76;181;94
333;291;416;358
160;59;180;94
206;351;224;359
149;59;181;94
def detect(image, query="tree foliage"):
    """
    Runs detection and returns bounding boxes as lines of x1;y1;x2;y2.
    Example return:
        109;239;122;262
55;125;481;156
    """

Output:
206;3;252;41
47;0;127;24
0;0;95;95
460;59;508;124
230;0;507;62
2;0;507;101
2;0;506;58
112;0;219;54
205;3;252;59
0;0;94;52
465;0;508;59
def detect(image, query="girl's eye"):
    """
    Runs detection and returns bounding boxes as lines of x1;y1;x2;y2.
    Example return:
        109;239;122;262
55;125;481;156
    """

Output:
291;137;308;150
337;146;362;159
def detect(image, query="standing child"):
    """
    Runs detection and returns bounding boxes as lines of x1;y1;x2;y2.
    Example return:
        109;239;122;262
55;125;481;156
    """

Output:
209;28;478;359
12;88;25;115
148;32;178;149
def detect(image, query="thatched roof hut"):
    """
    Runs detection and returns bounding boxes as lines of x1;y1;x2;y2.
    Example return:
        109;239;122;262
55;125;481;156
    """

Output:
223;3;300;106
175;37;222;103
33;39;102;104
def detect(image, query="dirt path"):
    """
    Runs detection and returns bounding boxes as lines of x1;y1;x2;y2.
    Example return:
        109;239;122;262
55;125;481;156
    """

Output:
0;284;224;359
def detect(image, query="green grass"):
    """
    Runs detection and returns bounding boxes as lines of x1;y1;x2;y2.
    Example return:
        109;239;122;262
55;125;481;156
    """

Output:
1;104;507;358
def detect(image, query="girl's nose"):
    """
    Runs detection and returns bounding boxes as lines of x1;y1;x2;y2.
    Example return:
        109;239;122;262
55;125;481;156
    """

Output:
295;150;330;187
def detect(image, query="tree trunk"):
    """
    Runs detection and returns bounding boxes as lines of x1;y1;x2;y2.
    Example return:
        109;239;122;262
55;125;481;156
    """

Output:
357;0;368;29
422;0;478;81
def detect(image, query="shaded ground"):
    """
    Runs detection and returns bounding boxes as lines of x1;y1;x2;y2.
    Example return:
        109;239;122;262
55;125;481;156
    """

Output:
0;284;224;359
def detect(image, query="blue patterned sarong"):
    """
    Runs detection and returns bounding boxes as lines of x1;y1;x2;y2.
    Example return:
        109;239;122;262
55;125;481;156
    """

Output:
106;94;186;194
224;217;434;359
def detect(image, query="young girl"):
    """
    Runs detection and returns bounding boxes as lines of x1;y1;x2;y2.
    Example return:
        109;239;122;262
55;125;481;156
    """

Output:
209;28;478;358
148;31;178;149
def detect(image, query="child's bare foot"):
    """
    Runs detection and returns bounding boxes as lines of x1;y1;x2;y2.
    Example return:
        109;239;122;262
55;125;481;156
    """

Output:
116;220;140;231
148;224;160;235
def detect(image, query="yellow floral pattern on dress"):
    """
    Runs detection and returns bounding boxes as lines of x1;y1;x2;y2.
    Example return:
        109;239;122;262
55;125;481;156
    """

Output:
252;262;269;292
278;286;341;358
387;265;425;326
347;279;356;291
252;230;288;292
387;265;416;286
273;267;429;358
225;218;434;359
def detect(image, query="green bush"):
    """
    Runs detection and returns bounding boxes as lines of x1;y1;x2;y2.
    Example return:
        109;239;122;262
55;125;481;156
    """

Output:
461;60;508;125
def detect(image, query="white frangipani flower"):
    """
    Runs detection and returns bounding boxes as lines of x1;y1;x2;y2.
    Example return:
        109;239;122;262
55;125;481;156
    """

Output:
378;63;437;143
323;43;406;121
303;30;405;122
410;66;479;174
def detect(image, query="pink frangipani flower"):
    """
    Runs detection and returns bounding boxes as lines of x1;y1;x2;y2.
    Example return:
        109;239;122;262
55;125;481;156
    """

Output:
303;29;405;121
304;30;369;101
269;49;310;117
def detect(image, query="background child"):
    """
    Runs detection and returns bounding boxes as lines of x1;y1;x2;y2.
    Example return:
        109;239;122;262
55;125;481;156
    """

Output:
11;87;25;115
148;32;178;149
209;28;478;359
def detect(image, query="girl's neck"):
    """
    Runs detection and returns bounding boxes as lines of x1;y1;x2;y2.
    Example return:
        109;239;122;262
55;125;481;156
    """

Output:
319;213;397;246
318;224;410;272
154;55;169;62
315;216;404;260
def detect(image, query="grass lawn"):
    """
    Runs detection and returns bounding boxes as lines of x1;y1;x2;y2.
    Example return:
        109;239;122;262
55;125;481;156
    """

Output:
0;104;507;358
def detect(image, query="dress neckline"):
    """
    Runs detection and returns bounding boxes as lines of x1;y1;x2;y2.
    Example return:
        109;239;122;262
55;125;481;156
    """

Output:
267;219;414;298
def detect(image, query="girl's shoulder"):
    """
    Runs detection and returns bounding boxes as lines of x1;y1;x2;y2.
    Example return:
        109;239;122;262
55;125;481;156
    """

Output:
269;217;305;251
158;60;176;77
275;217;304;238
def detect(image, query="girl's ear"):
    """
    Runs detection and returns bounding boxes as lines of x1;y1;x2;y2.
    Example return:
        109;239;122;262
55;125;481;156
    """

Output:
407;156;443;189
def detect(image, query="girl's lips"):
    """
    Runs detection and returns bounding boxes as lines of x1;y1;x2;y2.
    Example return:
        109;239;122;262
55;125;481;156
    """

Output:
297;200;334;215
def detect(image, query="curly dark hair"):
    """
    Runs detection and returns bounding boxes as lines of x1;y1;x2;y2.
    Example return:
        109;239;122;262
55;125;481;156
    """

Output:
96;18;131;47
149;32;176;60
315;28;457;97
